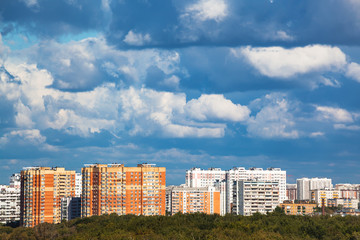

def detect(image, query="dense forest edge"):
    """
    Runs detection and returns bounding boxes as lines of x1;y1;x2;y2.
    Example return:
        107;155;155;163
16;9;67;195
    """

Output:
2;209;360;240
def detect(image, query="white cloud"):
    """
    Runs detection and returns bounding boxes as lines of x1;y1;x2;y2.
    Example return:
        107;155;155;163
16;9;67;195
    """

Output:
272;30;294;41
333;124;360;131
20;0;38;8
19;36;181;90
316;106;354;123
185;94;250;122
185;0;228;22
346;62;360;83
1;58;234;139
310;132;325;137
318;76;341;88
162;75;180;90
123;30;151;46
15;101;34;128
236;45;347;78
247;94;299;139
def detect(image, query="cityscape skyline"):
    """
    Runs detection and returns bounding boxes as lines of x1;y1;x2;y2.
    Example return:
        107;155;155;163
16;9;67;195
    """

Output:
1;1;360;186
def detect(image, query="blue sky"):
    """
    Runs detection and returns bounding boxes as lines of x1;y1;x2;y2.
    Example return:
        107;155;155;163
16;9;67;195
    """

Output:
1;0;360;185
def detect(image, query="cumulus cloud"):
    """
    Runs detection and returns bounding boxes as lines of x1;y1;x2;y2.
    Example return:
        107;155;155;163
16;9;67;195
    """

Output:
184;0;228;22
316;106;354;123
346;62;360;83
0;129;56;151
1;60;245;139
246;94;299;139
123;30;151;46
185;94;250;122
236;45;347;78
17;36;183;91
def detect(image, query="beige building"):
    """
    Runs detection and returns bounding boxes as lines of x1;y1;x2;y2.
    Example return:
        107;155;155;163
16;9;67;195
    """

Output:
280;201;316;215
166;185;220;215
311;189;340;207
81;163;166;217
20;167;76;227
328;198;359;209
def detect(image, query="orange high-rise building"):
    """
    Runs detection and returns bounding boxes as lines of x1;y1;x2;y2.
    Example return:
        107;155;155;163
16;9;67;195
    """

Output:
81;163;166;217
167;186;220;215
20;167;76;227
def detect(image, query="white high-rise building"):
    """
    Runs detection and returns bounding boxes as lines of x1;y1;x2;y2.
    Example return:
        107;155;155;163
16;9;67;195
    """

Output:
9;174;21;189
297;178;332;200
232;180;280;216
0;185;20;224
185;168;226;188
75;173;82;197
185;166;286;214
226;167;286;213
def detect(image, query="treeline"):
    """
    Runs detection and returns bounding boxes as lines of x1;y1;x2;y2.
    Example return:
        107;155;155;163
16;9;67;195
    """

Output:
2;211;360;240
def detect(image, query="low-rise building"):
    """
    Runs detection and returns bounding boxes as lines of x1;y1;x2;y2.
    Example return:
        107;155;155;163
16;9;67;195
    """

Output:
280;200;316;215
328;198;359;209
335;208;360;216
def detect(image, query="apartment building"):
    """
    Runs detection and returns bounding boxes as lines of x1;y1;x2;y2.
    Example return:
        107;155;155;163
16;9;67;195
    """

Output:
166;185;220;215
75;173;82;198
280;201;316;215
10;174;21;189
311;189;340;207
0;185;20;224
185;167;286;214
81;163;166;217
286;184;297;201
61;197;81;221
297;178;332;200
226;167;286;213
335;184;360;199
232;180;280;216
185;168;226;188
20;167;76;227
327;198;359;209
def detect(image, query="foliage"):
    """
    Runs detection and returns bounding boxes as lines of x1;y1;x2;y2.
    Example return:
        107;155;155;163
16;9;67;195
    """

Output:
1;213;360;239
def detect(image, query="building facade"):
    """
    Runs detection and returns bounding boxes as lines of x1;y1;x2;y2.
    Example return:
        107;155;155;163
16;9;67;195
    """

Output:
75;173;82;198
286;184;297;201
297;178;332;200
328;198;359;209
335;184;360;199
166;185;220;215
61;197;81;221
185;168;226;188
20;167;76;227
311;189;340;207
10;174;21;189
185;167;286;214
232;180;280;216
226;167;286;213
280;201;316;215
81;163;166;217
0;185;20;224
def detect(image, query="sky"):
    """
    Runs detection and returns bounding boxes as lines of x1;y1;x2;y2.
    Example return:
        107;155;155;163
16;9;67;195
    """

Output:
1;0;360;185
